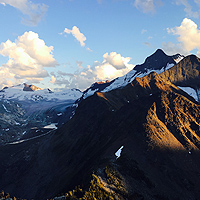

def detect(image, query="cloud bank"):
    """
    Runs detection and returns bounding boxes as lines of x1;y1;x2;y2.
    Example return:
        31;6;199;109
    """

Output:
51;52;134;90
0;31;57;88
165;18;200;56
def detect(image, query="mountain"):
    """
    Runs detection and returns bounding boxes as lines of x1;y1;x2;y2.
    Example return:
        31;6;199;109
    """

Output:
0;51;200;200
133;48;183;71
0;50;184;144
0;83;82;143
0;83;82;102
81;49;184;99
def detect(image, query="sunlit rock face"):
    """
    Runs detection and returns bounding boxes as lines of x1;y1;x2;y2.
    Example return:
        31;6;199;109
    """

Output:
159;54;200;89
23;83;42;91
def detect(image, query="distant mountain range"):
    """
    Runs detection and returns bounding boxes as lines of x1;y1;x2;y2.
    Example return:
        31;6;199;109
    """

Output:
0;49;200;200
0;83;82;143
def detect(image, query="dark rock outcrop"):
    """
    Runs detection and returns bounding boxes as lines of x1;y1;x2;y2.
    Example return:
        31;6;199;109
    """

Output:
134;49;181;72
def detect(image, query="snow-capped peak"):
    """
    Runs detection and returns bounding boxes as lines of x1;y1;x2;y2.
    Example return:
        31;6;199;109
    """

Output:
172;54;185;64
81;49;180;98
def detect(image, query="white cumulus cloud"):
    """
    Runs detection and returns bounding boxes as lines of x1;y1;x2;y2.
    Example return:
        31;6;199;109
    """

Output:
0;0;48;26
0;31;57;89
167;18;200;56
50;76;56;84
103;52;127;70
63;26;86;47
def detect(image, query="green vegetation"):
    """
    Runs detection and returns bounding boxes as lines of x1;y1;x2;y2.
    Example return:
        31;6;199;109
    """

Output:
104;165;127;197
63;165;128;200
83;174;114;200
1;166;126;200
64;174;115;200
64;185;84;200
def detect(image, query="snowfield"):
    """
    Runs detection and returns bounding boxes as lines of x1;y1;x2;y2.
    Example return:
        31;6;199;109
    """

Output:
0;84;82;102
115;146;124;159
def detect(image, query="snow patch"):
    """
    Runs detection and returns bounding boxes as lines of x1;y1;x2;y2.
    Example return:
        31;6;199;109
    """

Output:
115;146;124;159
43;123;58;129
10;140;25;144
57;113;62;116
197;88;200;102
2;104;10;112
165;63;174;71
178;86;198;102
22;131;26;135
72;103;78;108
174;55;184;64
83;89;98;99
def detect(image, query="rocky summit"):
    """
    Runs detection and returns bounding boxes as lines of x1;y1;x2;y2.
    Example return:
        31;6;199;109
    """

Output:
0;50;200;200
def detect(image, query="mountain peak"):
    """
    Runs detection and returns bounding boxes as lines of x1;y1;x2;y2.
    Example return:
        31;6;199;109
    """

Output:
154;48;166;55
134;49;177;72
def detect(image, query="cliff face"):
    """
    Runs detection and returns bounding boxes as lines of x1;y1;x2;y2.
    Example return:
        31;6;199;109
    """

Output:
78;72;200;200
94;72;200;152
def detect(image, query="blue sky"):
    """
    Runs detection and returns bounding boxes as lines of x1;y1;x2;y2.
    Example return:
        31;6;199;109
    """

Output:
0;0;200;91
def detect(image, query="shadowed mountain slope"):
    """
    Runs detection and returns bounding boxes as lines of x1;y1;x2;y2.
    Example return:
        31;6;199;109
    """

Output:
0;69;200;199
134;49;181;72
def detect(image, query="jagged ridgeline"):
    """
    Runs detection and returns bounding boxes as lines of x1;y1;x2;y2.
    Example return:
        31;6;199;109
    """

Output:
0;49;200;200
